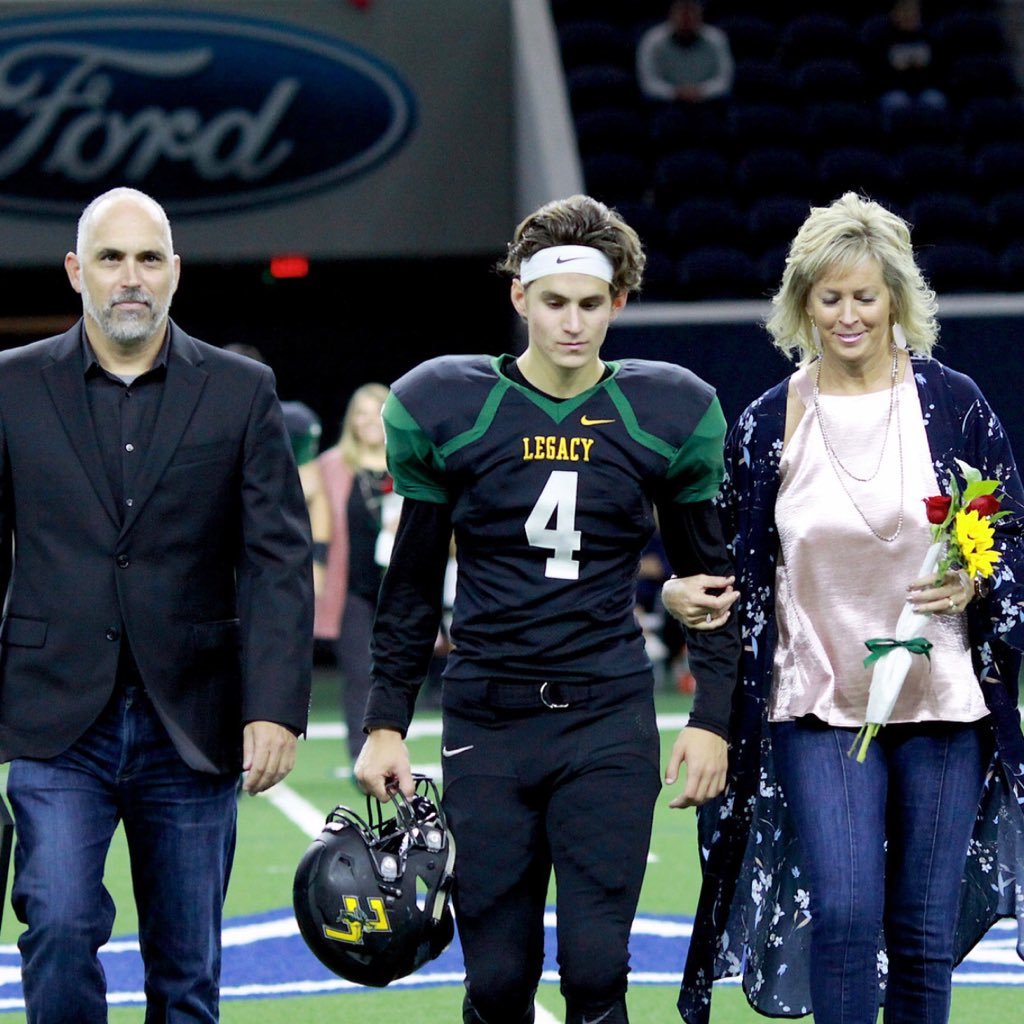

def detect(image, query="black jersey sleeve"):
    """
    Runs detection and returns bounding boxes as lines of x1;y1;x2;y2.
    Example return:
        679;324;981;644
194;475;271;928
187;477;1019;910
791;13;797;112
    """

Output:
363;497;453;736
656;497;739;739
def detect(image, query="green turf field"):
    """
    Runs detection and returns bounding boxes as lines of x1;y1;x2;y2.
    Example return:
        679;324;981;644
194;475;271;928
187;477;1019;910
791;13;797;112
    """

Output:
1;670;1018;1022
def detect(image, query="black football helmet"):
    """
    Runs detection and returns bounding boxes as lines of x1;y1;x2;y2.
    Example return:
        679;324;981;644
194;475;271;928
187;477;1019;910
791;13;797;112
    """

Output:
293;775;456;987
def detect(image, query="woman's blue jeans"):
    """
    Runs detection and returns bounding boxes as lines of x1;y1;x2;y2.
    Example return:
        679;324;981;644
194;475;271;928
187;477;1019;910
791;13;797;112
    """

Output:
7;684;238;1023
770;716;989;1024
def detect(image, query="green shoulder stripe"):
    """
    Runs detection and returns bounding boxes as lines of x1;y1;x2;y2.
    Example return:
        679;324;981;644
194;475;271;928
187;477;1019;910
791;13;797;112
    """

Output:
382;393;449;503
665;397;727;503
604;378;679;459
437;364;513;458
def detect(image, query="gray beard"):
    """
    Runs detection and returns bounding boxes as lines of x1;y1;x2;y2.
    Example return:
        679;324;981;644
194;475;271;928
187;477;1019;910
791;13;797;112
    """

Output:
81;284;170;351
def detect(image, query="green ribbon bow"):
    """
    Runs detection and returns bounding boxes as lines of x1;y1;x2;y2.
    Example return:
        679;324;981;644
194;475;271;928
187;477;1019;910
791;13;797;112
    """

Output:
862;636;933;668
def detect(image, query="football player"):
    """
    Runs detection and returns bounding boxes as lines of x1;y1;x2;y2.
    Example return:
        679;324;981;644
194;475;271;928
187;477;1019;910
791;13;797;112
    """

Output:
355;194;739;1024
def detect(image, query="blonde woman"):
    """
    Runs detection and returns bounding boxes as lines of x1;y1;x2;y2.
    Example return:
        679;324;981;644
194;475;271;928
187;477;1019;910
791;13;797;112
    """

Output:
667;193;1024;1023
312;383;394;765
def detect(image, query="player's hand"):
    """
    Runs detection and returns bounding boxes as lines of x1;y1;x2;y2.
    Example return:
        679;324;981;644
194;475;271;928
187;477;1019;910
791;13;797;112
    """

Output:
354;728;415;801
664;726;728;809
242;721;297;794
662;574;738;630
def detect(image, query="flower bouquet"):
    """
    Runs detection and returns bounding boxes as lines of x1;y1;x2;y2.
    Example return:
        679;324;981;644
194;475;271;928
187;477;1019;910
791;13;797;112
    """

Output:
850;459;1006;762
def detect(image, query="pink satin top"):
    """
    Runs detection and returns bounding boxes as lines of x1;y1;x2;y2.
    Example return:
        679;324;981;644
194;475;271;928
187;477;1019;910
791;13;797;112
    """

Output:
769;363;987;726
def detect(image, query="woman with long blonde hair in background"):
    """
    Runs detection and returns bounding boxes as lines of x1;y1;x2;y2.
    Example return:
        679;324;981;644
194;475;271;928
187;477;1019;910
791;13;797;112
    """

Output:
311;383;397;770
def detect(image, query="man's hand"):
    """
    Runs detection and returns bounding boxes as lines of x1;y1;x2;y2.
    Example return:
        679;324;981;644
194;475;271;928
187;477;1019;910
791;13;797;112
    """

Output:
664;726;728;809
242;721;297;795
354;728;415;801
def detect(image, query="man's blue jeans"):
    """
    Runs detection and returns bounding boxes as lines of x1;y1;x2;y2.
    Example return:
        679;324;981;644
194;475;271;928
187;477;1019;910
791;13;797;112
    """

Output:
7;684;238;1023
770;716;989;1024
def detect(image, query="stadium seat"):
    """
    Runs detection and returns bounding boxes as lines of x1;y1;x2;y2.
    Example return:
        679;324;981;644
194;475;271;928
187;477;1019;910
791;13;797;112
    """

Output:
960;97;1024;152
790;58;870;105
566;64;641;116
652;147;733;208
735;146;815;203
731;58;790;104
882;102;956;150
582;152;649;206
974;142;1024;196
649;103;731;158
746;196;811;256
677;245;761;300
714;14;779;62
638;246;679;300
817;147;897;206
757;244;790;292
558;19;635;72
917;243;999;293
804;101;877;144
728;102;806;154
550;0;645;27
612;199;671;254
931;11;1008;61
895;145;970;204
575;107;651;160
997;240;1024;291
947;55;1019;104
665;197;746;256
907;193;985;247
986;191;1024;250
777;14;857;72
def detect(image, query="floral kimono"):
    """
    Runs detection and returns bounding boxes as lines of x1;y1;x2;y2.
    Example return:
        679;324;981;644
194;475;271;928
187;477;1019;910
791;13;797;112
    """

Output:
679;358;1024;1022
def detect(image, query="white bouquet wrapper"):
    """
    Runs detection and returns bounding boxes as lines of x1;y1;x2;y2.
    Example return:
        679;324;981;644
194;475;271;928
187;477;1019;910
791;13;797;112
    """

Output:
853;541;942;761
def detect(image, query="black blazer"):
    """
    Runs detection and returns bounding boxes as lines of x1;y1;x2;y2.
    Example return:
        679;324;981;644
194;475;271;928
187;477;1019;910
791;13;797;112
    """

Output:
0;321;313;774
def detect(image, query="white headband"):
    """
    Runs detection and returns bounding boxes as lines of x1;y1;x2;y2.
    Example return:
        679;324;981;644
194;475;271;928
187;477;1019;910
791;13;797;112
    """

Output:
518;245;615;286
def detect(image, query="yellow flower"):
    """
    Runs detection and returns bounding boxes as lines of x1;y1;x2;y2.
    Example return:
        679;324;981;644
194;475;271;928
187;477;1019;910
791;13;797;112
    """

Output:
954;509;1001;578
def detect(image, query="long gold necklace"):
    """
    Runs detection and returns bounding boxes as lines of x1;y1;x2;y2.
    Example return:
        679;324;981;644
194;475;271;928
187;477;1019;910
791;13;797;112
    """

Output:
812;347;904;543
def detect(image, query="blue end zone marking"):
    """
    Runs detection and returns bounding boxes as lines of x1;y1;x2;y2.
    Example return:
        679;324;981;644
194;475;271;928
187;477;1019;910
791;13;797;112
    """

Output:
0;910;1018;1008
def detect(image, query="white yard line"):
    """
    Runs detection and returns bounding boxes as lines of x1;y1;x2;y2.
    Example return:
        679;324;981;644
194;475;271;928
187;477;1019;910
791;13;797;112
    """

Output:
261;782;332;837
533;1002;560;1024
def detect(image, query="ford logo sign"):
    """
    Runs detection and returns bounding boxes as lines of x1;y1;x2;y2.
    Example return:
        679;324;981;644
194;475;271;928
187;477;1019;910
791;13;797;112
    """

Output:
0;9;417;215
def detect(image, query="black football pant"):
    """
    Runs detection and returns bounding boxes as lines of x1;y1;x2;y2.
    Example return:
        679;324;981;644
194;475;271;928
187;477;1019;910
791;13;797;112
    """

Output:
441;675;661;1024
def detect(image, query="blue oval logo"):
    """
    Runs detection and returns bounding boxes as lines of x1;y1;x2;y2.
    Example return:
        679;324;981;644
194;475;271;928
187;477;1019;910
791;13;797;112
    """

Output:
0;9;417;215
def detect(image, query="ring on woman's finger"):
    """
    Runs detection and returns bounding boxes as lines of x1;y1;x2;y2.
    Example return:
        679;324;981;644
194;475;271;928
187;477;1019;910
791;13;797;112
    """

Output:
948;595;956;610
705;611;713;624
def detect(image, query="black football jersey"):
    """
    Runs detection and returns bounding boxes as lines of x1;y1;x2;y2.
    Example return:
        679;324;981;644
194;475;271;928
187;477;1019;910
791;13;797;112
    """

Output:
383;354;725;683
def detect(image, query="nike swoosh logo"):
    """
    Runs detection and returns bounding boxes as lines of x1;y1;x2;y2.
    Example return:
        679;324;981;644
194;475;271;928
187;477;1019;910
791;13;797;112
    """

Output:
580;416;615;426
555;256;585;263
582;1011;614;1024
442;744;475;758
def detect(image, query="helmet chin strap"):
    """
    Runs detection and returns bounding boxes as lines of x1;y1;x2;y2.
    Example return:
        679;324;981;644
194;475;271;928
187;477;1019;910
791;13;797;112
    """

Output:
429;823;456;925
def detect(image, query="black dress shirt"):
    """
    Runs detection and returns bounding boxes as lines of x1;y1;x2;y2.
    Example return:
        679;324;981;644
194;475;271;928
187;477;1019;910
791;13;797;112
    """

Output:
81;327;169;686
82;329;169;519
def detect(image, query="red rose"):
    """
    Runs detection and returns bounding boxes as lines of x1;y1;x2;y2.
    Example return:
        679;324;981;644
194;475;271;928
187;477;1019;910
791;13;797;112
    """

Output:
923;495;951;524
965;494;1001;517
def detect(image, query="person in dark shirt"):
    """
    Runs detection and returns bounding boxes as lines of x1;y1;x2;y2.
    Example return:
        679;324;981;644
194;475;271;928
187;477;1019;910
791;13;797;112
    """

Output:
355;193;739;1024
636;0;734;104
0;187;312;1022
869;0;947;126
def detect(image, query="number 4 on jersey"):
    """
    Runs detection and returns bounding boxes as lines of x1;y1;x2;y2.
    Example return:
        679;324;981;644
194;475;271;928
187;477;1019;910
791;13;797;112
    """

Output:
525;470;582;580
